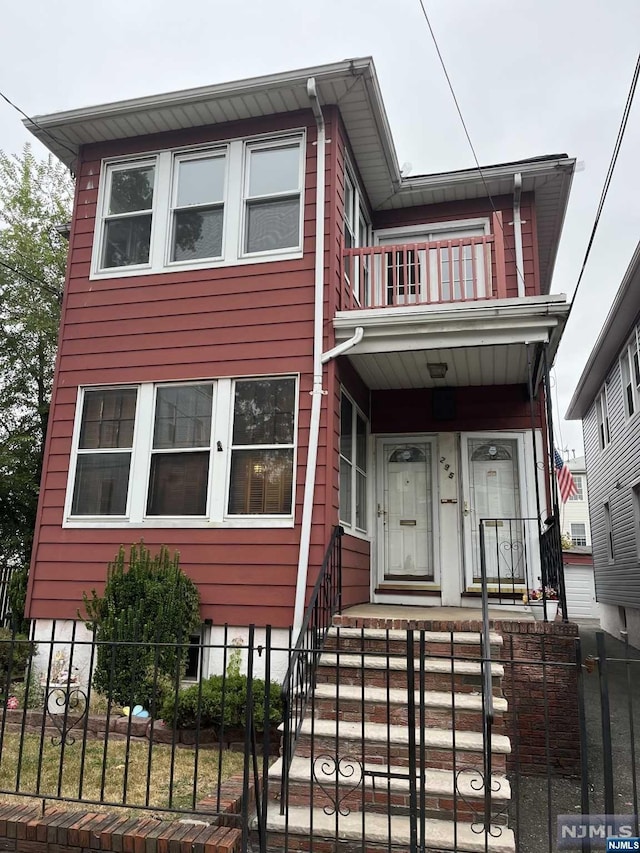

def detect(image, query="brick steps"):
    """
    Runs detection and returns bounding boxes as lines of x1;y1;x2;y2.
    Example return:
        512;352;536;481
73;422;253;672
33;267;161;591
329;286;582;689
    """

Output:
269;755;511;824
312;682;507;731
257;804;515;853
273;618;514;853
294;718;510;773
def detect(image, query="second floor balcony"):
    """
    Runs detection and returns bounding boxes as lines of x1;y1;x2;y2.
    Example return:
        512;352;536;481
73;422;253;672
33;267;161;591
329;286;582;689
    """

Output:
341;233;506;311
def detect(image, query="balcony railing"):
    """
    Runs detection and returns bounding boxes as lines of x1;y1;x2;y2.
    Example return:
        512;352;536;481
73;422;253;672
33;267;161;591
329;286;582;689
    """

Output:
342;232;507;311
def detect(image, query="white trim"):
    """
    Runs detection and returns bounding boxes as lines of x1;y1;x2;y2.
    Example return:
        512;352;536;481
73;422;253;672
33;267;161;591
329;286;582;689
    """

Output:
63;374;298;528
373;217;490;242
90;130;306;280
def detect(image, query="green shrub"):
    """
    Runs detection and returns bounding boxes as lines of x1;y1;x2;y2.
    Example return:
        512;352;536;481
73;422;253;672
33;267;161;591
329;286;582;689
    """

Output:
0;628;35;681
161;673;282;732
7;566;29;633
82;542;200;711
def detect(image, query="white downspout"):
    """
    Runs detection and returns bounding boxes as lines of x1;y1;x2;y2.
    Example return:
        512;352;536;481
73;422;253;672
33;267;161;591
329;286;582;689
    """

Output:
292;78;326;635
513;172;526;297
321;327;364;364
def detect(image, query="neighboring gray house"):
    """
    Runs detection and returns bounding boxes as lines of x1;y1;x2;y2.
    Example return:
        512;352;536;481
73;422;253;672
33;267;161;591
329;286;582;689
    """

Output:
567;242;640;645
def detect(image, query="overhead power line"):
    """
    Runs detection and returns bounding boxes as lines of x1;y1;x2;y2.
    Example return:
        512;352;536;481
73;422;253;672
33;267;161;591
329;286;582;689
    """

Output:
415;0;525;291
0;258;62;303
568;50;640;314
0;88;78;163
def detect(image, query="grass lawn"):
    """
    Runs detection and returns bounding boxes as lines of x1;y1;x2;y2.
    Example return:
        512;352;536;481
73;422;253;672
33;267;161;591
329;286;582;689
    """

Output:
0;731;245;814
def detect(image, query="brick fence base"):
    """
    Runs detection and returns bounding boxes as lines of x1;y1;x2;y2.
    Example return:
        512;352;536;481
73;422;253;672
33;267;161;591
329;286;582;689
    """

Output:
0;804;241;853
494;619;581;777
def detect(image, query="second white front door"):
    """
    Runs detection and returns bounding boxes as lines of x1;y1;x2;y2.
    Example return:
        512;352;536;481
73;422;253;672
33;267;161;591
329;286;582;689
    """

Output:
376;437;438;584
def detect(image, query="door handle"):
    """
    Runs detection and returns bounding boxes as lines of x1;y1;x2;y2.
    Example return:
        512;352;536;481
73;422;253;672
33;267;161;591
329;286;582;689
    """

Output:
463;501;471;517
377;503;387;518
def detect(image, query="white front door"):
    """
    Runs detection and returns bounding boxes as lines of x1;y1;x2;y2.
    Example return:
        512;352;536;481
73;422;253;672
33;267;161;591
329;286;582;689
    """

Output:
376;437;438;584
460;434;530;590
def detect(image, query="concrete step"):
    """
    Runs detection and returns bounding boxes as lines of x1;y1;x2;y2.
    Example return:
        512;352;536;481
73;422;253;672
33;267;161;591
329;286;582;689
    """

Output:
294;718;510;773
311;682;507;730
317;652;504;693
257;803;515;853
324;626;503;658
269;755;511;823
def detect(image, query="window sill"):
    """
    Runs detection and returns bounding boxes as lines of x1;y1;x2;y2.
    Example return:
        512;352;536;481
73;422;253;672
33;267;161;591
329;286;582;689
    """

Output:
63;517;295;530
89;249;304;281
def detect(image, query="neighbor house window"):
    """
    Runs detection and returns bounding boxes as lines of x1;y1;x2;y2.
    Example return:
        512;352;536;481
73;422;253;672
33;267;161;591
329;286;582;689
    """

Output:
339;392;368;533
569;475;584;501
66;377;297;526
604;501;614;562
620;327;640;419
570;523;587;547
595;387;611;450
93;133;304;277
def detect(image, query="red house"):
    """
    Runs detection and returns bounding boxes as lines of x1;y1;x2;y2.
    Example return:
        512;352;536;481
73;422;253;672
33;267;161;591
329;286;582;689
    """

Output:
24;57;574;645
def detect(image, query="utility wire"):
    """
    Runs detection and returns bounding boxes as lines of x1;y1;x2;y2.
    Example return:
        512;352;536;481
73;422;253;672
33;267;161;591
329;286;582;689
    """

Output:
0;89;78;162
415;0;526;291
0;258;62;302
567;50;640;316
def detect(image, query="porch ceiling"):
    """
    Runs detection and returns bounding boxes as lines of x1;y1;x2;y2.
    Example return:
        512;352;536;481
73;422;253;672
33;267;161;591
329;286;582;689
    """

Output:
347;343;531;389
333;295;570;389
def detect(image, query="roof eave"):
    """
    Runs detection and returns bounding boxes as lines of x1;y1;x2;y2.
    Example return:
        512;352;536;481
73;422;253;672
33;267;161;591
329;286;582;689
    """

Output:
566;240;640;420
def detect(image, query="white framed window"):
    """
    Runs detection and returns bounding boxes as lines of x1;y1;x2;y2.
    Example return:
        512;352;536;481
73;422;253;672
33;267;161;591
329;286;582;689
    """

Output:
568;474;584;501
91;132;305;278
343;166;370;302
65;376;297;528
570;523;587;547
632;482;640;560
595;386;611;450
242;139;304;256
339;391;369;534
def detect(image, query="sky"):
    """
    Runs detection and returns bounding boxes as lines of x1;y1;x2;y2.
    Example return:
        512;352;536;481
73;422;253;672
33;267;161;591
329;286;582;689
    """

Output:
1;0;639;457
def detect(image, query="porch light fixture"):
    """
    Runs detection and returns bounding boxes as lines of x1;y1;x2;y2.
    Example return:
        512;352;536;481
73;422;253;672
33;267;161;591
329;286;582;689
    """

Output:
427;362;448;380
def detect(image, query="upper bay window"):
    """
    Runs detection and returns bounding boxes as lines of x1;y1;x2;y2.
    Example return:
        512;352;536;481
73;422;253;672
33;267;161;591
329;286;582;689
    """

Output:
66;377;297;527
92;133;304;278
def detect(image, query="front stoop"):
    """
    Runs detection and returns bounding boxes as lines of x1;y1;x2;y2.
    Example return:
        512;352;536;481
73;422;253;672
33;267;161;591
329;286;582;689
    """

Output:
262;621;515;853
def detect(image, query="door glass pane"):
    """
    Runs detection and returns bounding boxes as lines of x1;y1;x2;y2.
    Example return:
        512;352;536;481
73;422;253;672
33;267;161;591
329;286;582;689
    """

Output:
249;145;299;196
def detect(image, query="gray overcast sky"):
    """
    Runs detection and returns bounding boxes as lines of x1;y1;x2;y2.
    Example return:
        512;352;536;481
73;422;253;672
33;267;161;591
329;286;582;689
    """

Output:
1;0;639;456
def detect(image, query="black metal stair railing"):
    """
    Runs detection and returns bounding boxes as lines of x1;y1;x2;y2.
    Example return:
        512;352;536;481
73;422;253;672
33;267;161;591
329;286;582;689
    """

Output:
279;525;343;815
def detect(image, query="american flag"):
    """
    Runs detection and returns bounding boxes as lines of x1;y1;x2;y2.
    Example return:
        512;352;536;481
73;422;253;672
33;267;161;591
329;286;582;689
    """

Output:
554;449;578;503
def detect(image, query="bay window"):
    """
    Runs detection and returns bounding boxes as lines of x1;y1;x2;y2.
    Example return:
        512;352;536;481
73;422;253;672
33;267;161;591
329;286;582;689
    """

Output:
66;377;297;526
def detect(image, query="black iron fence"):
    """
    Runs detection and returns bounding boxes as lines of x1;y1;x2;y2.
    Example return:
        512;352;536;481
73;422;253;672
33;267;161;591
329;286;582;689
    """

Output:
0;619;637;853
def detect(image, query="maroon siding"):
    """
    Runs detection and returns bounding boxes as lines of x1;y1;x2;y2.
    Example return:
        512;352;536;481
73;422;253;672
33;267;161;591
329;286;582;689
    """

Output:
27;110;345;628
371;386;544;434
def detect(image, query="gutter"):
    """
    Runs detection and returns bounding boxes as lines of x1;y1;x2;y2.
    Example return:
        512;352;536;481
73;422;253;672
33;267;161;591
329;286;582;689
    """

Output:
292;79;327;635
513;173;525;297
